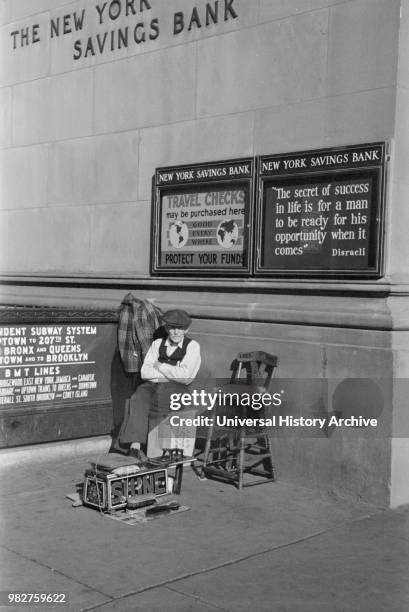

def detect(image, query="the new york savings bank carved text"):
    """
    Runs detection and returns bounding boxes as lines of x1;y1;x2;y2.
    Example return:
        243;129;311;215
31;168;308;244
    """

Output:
8;0;238;61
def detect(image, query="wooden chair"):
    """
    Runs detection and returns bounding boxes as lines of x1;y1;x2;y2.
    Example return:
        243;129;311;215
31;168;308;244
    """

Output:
201;350;278;490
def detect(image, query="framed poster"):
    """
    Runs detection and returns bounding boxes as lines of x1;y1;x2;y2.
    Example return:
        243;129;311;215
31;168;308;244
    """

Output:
151;158;254;275
0;322;112;407
0;307;117;447
255;142;387;278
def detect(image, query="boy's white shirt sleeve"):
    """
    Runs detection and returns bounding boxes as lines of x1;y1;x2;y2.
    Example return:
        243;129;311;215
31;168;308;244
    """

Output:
140;339;168;382
157;340;201;385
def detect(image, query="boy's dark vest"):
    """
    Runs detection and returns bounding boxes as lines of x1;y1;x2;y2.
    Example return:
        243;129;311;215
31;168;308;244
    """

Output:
158;337;191;366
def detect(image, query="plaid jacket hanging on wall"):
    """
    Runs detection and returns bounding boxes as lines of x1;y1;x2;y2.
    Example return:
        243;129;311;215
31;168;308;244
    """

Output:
117;293;163;373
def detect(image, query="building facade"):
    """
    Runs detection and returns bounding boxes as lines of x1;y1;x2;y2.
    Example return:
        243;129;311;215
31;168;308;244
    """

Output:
1;0;409;507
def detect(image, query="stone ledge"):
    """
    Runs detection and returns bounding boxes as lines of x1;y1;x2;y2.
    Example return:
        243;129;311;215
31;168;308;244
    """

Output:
0;435;111;468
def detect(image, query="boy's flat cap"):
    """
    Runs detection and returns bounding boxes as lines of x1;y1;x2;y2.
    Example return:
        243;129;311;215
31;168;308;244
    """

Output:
161;309;192;328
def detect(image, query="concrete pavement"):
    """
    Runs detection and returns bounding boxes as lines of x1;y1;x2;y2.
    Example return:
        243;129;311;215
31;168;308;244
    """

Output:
0;439;408;612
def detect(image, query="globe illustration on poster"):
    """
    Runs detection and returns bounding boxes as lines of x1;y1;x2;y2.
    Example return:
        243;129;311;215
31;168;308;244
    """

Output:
169;221;188;249
216;219;239;249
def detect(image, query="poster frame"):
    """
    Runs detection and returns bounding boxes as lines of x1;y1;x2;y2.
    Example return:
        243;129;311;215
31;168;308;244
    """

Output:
150;157;255;276
0;307;117;448
254;142;388;279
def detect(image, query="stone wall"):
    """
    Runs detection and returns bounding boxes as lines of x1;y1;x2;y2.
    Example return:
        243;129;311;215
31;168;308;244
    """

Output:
1;0;408;507
0;0;401;274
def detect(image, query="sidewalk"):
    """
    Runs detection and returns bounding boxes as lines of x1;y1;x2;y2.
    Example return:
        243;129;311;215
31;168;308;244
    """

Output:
0;444;408;612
